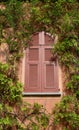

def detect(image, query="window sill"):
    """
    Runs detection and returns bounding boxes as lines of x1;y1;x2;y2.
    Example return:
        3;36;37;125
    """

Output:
22;92;61;97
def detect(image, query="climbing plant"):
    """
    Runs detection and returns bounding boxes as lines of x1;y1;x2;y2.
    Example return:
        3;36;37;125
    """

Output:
0;0;79;130
0;0;50;129
28;0;79;130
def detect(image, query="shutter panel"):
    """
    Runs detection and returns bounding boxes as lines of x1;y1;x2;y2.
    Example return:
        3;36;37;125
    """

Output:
29;48;39;61
45;33;54;45
46;64;54;87
24;33;41;92
30;33;39;46
41;33;59;92
42;61;59;92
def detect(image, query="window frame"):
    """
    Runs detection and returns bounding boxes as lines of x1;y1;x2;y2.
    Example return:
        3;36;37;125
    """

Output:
22;32;62;96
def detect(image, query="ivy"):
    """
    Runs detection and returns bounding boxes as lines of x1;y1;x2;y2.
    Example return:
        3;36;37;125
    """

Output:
0;1;50;129
0;0;79;129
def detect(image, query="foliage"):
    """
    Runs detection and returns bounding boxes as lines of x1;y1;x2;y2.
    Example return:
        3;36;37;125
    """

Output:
28;0;79;130
53;96;79;130
0;101;50;130
0;0;50;129
0;0;79;129
49;1;79;130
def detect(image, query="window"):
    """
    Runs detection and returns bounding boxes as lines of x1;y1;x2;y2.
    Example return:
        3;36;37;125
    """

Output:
24;32;60;94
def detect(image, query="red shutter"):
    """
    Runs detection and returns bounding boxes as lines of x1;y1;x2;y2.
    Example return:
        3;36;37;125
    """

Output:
41;34;59;92
24;33;41;92
24;32;59;93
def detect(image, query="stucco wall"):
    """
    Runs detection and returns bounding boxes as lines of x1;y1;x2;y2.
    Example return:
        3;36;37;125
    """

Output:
23;96;61;112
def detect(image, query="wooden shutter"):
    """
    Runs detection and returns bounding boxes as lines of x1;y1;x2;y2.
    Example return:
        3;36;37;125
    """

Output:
41;33;59;92
24;32;59;93
24;33;41;92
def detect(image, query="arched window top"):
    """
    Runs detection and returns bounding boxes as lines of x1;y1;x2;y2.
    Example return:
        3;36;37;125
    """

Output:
29;31;55;46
